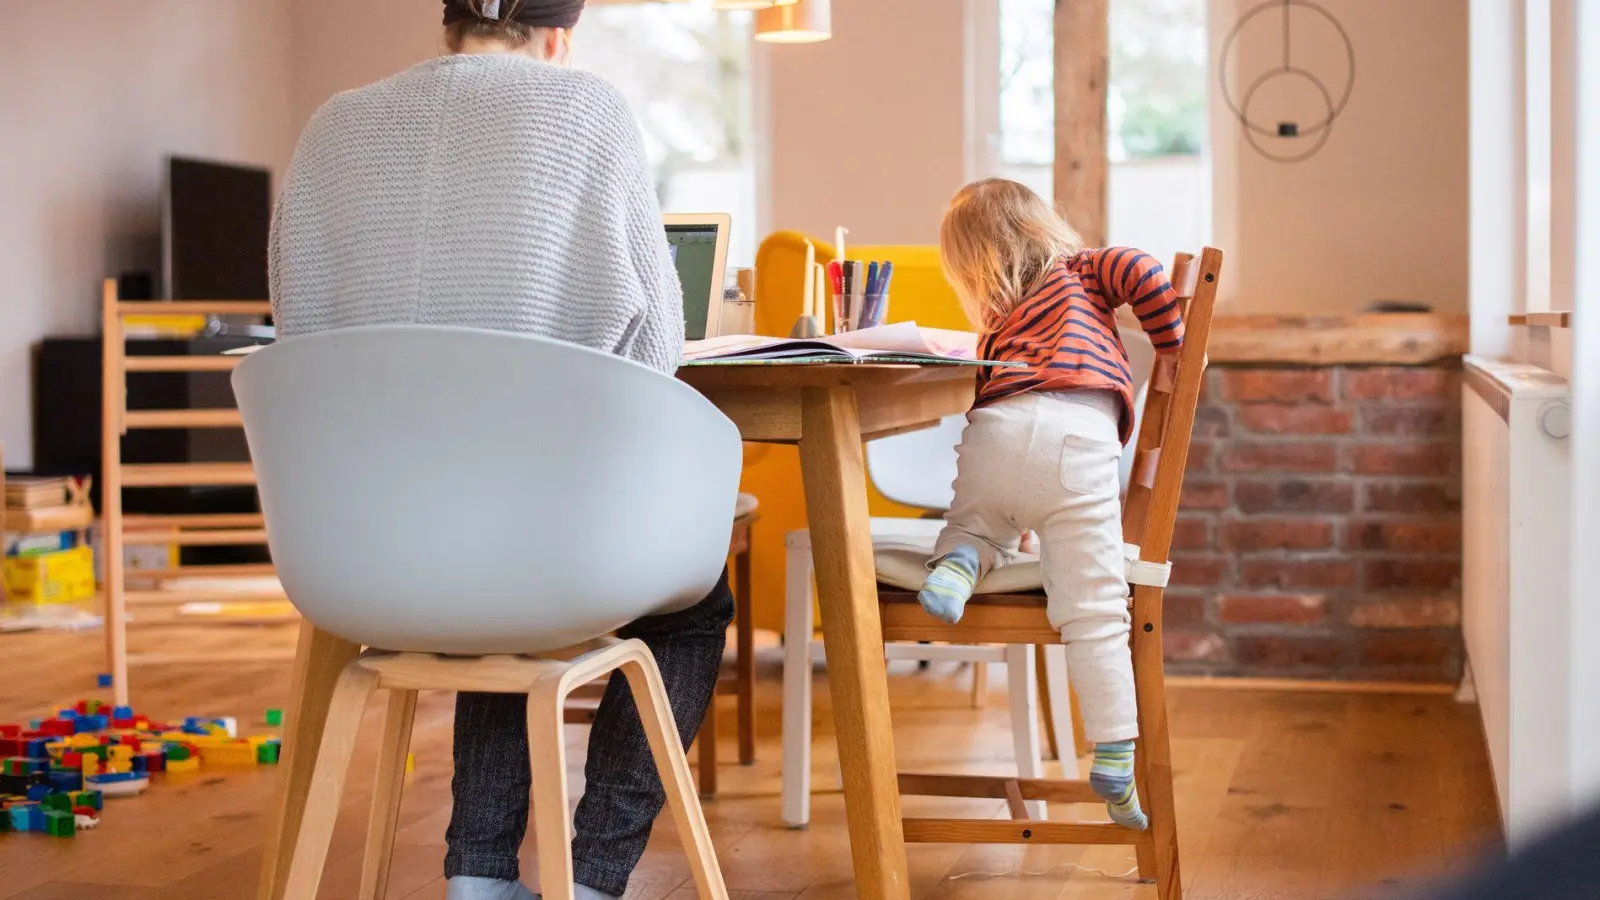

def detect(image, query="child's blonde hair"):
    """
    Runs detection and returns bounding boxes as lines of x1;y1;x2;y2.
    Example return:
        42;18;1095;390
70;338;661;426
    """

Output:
939;178;1084;332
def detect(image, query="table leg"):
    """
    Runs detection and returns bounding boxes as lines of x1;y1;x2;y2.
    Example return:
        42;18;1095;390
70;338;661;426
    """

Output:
258;621;363;900
798;386;910;900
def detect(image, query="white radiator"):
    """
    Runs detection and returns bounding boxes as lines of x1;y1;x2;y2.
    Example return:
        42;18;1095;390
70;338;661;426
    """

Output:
1461;355;1572;844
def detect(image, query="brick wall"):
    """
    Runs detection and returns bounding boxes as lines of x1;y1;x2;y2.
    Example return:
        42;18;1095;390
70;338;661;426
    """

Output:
1164;364;1463;682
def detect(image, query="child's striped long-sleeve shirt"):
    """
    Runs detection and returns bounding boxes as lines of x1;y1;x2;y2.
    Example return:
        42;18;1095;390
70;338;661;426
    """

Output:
973;247;1186;443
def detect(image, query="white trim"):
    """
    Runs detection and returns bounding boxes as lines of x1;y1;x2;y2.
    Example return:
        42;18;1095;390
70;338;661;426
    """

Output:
1469;0;1526;358
1567;0;1600;807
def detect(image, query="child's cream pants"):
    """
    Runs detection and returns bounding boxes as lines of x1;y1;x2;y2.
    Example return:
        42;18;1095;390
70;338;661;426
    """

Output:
931;389;1137;743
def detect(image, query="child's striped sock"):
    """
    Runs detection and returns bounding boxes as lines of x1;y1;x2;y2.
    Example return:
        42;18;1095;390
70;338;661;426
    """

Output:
918;545;980;624
1089;740;1148;830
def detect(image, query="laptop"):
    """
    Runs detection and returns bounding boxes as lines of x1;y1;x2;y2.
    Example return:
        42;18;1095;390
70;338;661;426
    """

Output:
663;213;732;340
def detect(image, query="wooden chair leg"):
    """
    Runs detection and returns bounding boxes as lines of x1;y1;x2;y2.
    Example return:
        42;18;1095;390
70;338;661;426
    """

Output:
1069;680;1093;759
734;545;756;766
969;659;989;708
617;645;730;900
698;691;719;799
282;661;379;900
1034;650;1059;761
260;623;363;900
1002;645;1046;820
780;549;814;828
359;689;418;900
527;678;578;900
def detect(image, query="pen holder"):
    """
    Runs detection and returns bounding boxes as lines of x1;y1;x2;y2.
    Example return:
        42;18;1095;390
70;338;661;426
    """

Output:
831;291;889;333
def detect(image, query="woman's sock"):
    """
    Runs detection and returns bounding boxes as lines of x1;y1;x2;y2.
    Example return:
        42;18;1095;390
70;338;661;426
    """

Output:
446;876;536;900
1089;740;1149;830
918;545;980;624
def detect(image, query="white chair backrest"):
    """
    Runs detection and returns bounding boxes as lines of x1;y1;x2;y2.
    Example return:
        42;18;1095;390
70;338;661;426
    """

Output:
233;326;742;655
864;326;1157;512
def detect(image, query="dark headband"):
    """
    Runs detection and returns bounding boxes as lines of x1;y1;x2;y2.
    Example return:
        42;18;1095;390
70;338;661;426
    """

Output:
442;0;584;30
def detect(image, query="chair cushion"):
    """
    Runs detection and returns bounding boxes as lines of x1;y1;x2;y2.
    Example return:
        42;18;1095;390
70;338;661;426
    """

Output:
869;520;1169;592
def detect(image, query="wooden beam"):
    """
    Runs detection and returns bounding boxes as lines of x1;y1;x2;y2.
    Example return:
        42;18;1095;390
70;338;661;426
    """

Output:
1054;0;1110;246
1206;314;1469;366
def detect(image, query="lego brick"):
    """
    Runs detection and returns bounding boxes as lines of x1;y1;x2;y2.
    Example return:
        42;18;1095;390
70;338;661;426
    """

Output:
69;790;103;811
203;743;258;767
0;725;18;738
97;673;113;688
256;741;281;765
40;793;71;813
265;708;284;727
164;757;200;774
10;803;36;831
26;784;51;801
44;809;75;837
47;769;82;793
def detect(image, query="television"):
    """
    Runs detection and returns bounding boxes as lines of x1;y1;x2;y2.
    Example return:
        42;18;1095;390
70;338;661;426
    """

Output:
162;156;271;300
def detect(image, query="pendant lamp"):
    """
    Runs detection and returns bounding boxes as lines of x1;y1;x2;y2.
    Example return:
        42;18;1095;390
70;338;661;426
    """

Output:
754;0;831;43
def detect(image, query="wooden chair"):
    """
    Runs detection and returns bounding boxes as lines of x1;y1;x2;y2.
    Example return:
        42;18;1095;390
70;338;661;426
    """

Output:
874;248;1222;900
697;497;759;796
567;496;758;799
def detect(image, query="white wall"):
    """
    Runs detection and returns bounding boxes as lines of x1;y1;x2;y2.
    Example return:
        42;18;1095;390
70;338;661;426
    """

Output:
0;1;295;468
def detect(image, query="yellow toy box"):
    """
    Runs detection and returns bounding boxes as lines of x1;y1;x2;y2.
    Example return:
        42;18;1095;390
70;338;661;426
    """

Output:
3;545;95;603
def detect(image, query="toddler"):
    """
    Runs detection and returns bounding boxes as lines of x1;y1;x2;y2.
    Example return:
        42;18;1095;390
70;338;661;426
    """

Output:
919;179;1185;830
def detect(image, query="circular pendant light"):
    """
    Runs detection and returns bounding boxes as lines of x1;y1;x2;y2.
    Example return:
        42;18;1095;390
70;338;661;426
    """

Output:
754;0;830;42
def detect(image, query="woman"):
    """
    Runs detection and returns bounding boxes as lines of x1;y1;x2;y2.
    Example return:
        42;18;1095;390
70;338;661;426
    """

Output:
269;3;731;900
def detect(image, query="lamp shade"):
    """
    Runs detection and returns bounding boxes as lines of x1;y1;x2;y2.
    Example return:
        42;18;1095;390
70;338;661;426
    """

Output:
754;0;830;42
713;0;781;8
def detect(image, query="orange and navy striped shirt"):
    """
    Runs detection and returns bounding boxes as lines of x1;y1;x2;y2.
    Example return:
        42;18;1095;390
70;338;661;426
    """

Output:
974;247;1185;443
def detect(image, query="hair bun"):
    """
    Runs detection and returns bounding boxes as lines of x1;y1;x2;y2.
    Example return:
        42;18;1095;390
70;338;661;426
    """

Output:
442;0;584;28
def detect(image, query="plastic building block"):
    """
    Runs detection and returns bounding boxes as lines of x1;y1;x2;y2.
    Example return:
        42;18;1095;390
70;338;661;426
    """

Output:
265;708;284;727
214;717;239;738
165;757;200;774
85;773;149;797
166;744;192;762
97;673;113;688
74;813;99;830
44;809;75;837
112;706;133;720
26;784;51;801
70;789;103;811
47;769;82;793
40;793;72;813
3;758;45;776
406;753;415;775
204;742;257;767
0;725;18;738
256;741;281;765
138;750;165;773
58;709;77;720
10;802;35;831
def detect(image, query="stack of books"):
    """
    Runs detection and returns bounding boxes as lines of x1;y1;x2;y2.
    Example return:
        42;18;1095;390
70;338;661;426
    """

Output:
4;474;95;605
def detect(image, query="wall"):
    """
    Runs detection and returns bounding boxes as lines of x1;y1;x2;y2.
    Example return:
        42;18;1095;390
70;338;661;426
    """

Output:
0;1;295;469
1170;364;1464;681
286;0;441;134
763;0;970;246
1209;0;1469;314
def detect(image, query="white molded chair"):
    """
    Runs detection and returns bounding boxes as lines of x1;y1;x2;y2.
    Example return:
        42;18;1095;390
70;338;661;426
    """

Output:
236;326;739;900
781;326;1157;828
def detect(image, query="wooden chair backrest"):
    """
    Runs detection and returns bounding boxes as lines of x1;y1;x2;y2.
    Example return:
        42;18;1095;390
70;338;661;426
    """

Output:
1121;248;1224;558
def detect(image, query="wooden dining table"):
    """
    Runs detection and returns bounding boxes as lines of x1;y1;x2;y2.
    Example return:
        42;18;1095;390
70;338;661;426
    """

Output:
257;362;978;900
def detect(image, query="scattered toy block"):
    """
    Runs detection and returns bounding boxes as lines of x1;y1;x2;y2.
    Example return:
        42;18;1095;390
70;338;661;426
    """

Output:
8;803;32;831
203;742;258;767
39;793;71;813
265;708;284;727
70;789;103;811
0;725;18;738
85;773;149;797
164;757;200;775
406;753;415;775
256;741;281;765
97;673;113;688
44;809;75;837
25;784;51;801
47;769;82;793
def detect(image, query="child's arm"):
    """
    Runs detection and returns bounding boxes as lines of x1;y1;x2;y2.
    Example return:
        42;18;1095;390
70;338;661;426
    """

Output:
1081;248;1185;354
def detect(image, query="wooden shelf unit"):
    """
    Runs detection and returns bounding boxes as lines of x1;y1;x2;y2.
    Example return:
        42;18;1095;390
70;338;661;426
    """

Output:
100;280;293;705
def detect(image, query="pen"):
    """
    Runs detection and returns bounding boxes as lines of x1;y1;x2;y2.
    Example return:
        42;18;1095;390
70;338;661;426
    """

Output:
852;261;866;330
866;261;880;297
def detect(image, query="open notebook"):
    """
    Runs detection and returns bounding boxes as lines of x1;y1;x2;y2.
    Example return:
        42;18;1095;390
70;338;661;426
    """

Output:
226;323;999;367
683;323;994;366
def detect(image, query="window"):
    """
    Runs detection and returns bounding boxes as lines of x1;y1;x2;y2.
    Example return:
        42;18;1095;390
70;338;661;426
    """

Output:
578;6;759;267
995;0;1208;260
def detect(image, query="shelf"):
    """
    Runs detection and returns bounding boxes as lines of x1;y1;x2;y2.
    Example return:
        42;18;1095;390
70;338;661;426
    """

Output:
124;563;277;581
123;356;243;373
126;588;286;605
116;301;271;316
123;409;243;429
3;503;94;534
122;513;265;530
119;462;256;487
122;529;268;547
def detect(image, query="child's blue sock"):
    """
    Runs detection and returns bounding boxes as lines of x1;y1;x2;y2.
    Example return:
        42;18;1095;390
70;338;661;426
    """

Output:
446;877;536;900
918;545;980;624
1089;740;1148;830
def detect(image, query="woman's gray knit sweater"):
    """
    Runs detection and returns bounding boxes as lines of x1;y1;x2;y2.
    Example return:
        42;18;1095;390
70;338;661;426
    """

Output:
269;54;684;374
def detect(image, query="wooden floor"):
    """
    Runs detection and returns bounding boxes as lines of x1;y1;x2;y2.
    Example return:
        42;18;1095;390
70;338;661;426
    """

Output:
0;625;1502;900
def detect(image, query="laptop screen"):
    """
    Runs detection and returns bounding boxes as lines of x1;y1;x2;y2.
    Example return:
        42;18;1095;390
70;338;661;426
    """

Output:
666;222;723;341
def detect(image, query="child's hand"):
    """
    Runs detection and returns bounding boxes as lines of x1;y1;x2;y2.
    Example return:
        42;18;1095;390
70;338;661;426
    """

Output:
1019;530;1038;554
